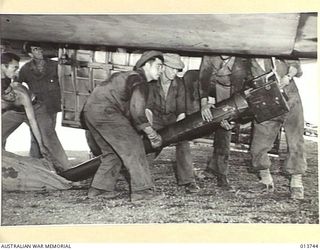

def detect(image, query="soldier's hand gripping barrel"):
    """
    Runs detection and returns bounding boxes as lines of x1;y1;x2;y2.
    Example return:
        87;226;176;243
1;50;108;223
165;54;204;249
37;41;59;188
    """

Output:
143;93;249;153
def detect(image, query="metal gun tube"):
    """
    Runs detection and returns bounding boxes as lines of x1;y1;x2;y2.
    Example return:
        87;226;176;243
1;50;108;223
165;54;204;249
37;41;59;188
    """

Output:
144;93;249;153
60;93;249;181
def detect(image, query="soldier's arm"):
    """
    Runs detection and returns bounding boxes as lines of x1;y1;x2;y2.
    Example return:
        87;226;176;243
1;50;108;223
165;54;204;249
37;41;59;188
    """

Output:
128;76;151;131
15;64;27;83
199;55;215;100
129;77;162;148
279;60;302;88
199;56;216;122
176;78;186;120
285;59;303;78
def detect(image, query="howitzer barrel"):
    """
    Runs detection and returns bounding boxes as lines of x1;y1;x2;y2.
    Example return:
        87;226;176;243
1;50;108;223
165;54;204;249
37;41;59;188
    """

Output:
60;94;249;181
143;93;249;153
60;81;288;181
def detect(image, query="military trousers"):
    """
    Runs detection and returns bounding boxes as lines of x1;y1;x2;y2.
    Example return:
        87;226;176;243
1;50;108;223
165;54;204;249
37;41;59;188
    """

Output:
207;126;232;176
1;103;71;172
250;84;307;175
29;112;57;158
148;111;196;185
84;104;154;193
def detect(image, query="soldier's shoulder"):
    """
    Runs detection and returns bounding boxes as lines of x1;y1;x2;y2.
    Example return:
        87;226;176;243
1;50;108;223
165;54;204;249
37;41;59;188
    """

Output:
175;76;184;85
126;71;143;83
20;60;33;70
46;59;59;68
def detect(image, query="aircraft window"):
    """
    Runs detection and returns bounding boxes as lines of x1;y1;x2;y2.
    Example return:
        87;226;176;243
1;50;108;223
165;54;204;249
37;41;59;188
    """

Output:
111;52;129;65
177;57;202;77
129;53;142;66
76;50;92;62
94;51;107;63
187;57;202;70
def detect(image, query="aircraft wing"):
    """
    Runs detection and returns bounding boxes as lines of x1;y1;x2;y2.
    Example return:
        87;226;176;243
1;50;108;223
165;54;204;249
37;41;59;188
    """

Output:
0;13;317;58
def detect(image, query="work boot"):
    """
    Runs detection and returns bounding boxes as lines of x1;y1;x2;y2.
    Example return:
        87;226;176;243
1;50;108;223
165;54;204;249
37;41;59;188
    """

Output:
184;182;200;194
252;169;274;193
203;167;217;179
290;174;304;200
217;174;234;191
87;187;120;199
131;189;165;203
204;168;233;190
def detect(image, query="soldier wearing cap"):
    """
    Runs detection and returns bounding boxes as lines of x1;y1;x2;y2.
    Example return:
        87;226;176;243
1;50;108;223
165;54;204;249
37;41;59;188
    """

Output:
17;41;62;159
83;50;165;202
146;53;200;193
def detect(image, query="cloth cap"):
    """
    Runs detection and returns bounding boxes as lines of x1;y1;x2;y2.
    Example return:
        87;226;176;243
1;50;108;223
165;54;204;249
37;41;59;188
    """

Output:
135;50;163;68
163;53;185;70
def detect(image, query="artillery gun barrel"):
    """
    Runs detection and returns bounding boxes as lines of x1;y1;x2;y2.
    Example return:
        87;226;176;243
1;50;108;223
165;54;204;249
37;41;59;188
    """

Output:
60;81;288;181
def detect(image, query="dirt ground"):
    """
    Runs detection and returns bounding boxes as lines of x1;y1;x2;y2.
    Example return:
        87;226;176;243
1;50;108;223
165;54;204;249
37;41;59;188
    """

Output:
1;137;318;226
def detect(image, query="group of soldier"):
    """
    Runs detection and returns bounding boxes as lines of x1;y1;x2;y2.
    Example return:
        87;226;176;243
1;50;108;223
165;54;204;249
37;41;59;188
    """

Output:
1;41;307;203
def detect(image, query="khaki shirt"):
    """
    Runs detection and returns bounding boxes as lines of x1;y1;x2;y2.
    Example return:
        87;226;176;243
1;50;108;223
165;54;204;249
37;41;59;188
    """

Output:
146;76;186;125
199;55;250;101
17;59;61;114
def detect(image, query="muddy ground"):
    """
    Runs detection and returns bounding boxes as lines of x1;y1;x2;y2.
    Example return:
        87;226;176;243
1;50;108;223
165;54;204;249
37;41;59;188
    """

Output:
1;137;318;225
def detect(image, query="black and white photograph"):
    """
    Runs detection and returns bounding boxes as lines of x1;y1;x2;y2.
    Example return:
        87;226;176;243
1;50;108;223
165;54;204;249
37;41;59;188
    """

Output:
0;12;318;229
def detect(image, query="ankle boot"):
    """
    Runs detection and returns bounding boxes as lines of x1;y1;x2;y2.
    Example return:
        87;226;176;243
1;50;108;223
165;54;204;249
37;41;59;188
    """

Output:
257;169;274;192
290;174;304;199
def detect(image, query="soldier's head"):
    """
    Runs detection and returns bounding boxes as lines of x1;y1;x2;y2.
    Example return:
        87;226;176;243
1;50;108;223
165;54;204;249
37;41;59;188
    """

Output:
162;53;185;80
1;52;20;79
23;41;44;60
135;50;164;81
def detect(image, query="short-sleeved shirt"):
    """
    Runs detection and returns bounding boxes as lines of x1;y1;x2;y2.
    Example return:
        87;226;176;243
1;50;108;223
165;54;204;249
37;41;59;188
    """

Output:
17;59;61;114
